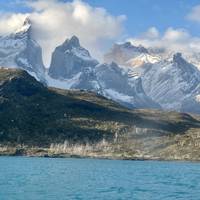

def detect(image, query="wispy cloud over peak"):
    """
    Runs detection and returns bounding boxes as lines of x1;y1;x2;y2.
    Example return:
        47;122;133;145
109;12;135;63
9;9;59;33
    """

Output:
127;26;200;57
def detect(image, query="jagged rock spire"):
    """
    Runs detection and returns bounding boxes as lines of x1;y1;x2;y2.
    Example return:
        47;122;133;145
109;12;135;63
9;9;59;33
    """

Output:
62;35;80;50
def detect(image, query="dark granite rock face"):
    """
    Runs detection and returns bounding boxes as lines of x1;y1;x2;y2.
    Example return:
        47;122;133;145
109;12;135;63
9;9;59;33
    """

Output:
95;62;160;109
48;35;98;79
48;36;160;109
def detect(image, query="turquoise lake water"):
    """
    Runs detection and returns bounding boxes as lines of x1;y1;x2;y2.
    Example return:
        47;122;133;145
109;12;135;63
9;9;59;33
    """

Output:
0;157;200;200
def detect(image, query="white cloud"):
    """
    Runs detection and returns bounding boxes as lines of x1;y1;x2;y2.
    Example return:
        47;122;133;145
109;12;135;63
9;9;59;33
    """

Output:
0;0;126;66
142;27;159;39
163;28;190;41
0;13;29;35
127;27;200;57
127;5;200;57
187;5;200;23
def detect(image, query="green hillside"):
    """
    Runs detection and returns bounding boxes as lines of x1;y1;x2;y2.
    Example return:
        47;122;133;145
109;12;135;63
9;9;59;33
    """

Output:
0;68;200;160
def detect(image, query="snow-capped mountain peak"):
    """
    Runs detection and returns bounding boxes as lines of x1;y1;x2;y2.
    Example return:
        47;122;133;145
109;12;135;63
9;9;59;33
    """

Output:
104;41;200;114
130;52;200;113
48;35;98;80
119;42;148;53
104;42;149;65
126;53;161;67
0;18;45;82
173;52;185;65
172;52;200;76
15;18;31;35
57;35;96;62
62;35;80;49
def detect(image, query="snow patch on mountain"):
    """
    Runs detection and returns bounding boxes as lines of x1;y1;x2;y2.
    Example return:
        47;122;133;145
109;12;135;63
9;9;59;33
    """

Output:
15;18;31;34
195;95;200;103
126;53;161;67
104;88;134;103
71;47;95;61
46;72;82;90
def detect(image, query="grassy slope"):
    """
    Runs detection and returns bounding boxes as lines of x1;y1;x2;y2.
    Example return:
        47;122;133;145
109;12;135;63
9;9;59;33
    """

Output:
0;68;200;160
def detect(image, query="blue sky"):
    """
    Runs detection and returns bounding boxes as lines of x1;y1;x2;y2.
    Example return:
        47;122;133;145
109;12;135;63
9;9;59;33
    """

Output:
1;0;200;37
81;0;200;37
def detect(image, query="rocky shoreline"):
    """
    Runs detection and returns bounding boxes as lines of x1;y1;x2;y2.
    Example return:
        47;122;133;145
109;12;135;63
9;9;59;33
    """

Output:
1;145;200;162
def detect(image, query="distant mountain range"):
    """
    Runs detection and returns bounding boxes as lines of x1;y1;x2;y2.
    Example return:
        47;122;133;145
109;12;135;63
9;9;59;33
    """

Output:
105;43;200;114
47;35;159;109
0;18;200;114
